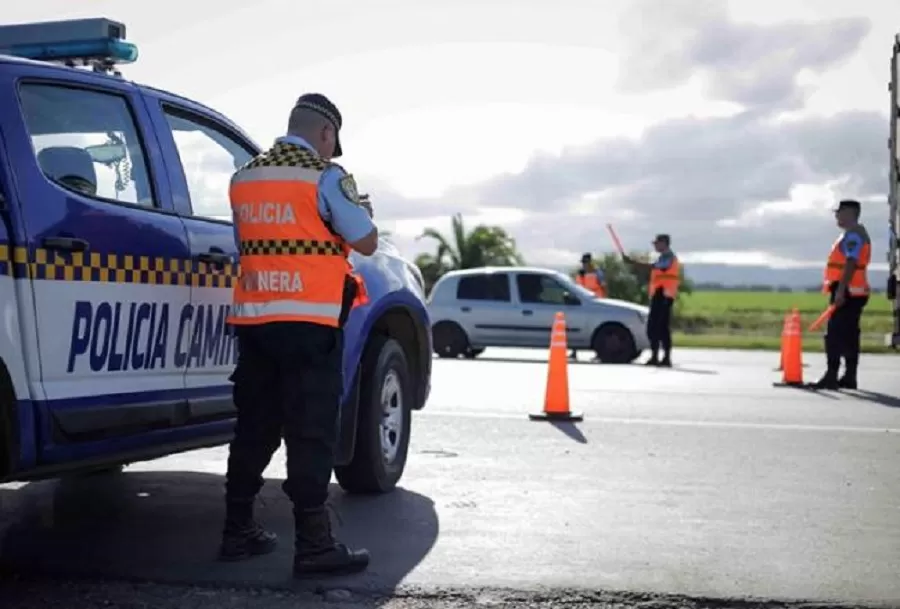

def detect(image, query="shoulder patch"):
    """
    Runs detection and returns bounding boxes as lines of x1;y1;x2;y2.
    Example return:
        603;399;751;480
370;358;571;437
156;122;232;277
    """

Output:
339;174;360;205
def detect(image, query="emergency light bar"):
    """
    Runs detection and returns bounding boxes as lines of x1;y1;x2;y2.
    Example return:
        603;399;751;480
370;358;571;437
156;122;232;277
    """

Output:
0;18;137;72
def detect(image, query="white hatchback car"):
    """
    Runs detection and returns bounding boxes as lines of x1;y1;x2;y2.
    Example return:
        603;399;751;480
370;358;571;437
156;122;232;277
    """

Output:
427;266;651;363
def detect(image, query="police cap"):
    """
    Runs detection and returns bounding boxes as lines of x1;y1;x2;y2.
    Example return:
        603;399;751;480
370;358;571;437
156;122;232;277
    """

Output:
652;233;671;245
293;93;343;157
581;252;593;263
833;199;861;214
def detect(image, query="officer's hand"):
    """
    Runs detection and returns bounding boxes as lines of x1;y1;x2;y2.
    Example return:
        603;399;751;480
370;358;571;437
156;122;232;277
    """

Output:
359;193;374;218
834;290;846;308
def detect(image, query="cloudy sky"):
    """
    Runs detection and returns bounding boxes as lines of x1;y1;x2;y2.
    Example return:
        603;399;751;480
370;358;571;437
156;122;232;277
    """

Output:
8;0;899;270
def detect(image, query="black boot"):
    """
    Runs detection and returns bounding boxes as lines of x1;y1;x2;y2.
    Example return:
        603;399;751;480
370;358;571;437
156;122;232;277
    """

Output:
838;355;858;389
811;374;839;390
293;505;369;578
218;499;278;562
811;350;841;390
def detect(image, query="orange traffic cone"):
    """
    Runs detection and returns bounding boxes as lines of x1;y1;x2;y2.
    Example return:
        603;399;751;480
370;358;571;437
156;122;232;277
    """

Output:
774;308;804;387
775;311;790;371
530;312;583;421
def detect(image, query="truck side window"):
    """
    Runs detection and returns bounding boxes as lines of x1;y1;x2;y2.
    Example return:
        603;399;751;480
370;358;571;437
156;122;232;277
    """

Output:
162;107;254;221
18;83;156;207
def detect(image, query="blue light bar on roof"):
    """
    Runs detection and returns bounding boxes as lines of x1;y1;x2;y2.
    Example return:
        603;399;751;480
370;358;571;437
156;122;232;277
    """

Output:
0;18;137;65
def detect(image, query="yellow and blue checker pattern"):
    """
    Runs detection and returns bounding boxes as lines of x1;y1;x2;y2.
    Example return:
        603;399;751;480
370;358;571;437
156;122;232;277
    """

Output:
0;243;237;288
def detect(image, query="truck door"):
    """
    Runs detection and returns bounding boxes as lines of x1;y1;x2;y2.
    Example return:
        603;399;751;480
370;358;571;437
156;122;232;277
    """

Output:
10;74;191;459
889;34;900;348
142;93;255;421
0;85;42;474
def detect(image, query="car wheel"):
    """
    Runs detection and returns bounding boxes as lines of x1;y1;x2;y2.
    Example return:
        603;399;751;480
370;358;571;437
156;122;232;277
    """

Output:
335;335;412;494
592;323;638;364
463;347;485;359
432;321;469;358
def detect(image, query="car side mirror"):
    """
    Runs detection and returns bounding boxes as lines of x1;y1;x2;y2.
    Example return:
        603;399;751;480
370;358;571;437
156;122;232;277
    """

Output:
563;292;580;306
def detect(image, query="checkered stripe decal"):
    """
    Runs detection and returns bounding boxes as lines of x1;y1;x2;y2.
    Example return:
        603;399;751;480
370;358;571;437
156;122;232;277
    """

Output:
0;244;237;288
239;238;343;256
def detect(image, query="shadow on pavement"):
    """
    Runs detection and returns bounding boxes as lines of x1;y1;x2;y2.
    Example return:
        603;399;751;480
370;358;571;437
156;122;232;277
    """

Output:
843;388;900;408
665;366;718;375
464;356;597;366
772;383;840;400
0;470;438;598
549;421;588;444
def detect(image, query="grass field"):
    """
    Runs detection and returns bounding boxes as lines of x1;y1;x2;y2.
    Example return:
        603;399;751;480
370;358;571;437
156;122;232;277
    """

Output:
674;290;897;354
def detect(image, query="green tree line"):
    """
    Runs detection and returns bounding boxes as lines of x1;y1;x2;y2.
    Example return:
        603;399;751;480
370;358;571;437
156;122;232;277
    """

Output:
413;213;693;306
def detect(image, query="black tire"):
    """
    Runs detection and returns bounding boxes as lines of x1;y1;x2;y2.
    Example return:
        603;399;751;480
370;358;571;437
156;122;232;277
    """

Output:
334;335;412;494
592;323;638;364
463;347;485;359
432;321;470;358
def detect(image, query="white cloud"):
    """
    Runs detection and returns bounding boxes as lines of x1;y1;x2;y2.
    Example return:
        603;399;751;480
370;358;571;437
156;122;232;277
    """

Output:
6;0;897;273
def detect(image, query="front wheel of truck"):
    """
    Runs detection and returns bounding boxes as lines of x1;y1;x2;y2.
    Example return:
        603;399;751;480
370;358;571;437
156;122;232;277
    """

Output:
335;335;412;494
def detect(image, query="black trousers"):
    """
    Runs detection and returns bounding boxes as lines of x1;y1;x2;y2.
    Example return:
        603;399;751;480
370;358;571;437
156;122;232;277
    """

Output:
824;284;868;377
647;290;674;357
225;321;343;509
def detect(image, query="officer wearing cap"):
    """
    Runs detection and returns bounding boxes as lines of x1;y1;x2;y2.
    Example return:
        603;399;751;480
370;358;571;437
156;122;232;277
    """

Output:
220;93;377;577
571;253;607;360
812;199;872;389
623;234;681;367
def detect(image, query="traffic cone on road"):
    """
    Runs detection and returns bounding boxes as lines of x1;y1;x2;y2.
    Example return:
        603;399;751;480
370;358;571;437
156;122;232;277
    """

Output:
529;312;583;421
775;311;790;371
774;308;804;387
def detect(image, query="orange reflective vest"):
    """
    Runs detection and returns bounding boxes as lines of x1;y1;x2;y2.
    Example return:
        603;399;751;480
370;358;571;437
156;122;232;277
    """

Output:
350;270;369;306
649;254;680;299
576;271;606;298
823;232;871;297
227;142;350;327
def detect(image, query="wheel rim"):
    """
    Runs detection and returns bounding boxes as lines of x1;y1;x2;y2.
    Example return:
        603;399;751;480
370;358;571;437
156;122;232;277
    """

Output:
604;332;624;354
597;327;632;361
380;369;404;464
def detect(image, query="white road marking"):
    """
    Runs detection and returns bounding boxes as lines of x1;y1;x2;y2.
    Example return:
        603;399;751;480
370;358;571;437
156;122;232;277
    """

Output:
421;409;900;434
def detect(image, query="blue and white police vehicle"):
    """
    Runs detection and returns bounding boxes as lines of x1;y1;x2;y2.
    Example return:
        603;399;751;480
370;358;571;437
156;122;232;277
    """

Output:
0;18;432;493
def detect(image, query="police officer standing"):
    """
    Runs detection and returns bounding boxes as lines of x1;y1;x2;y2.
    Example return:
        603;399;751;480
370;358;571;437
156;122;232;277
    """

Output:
220;93;378;578
812;199;871;389
623;234;681;367
571;253;607;360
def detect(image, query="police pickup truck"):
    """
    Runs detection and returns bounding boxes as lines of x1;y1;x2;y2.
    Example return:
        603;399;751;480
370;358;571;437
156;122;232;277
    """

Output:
0;18;432;493
888;33;900;348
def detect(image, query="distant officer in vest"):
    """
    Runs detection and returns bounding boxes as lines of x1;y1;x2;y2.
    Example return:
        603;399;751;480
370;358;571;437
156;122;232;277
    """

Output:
623;234;680;367
570;253;607;360
221;93;378;578
812;199;871;389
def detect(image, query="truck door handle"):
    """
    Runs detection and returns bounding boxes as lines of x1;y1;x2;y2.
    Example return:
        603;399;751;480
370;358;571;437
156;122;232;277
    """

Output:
196;250;231;265
42;236;90;252
522;309;533;316
460;306;471;313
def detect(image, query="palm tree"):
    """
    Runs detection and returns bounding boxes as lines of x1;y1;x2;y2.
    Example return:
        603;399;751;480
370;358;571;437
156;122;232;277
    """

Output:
415;213;524;293
418;213;524;267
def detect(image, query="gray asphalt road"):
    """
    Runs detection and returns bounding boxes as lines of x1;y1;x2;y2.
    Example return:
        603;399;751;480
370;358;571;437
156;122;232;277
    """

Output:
1;348;898;609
